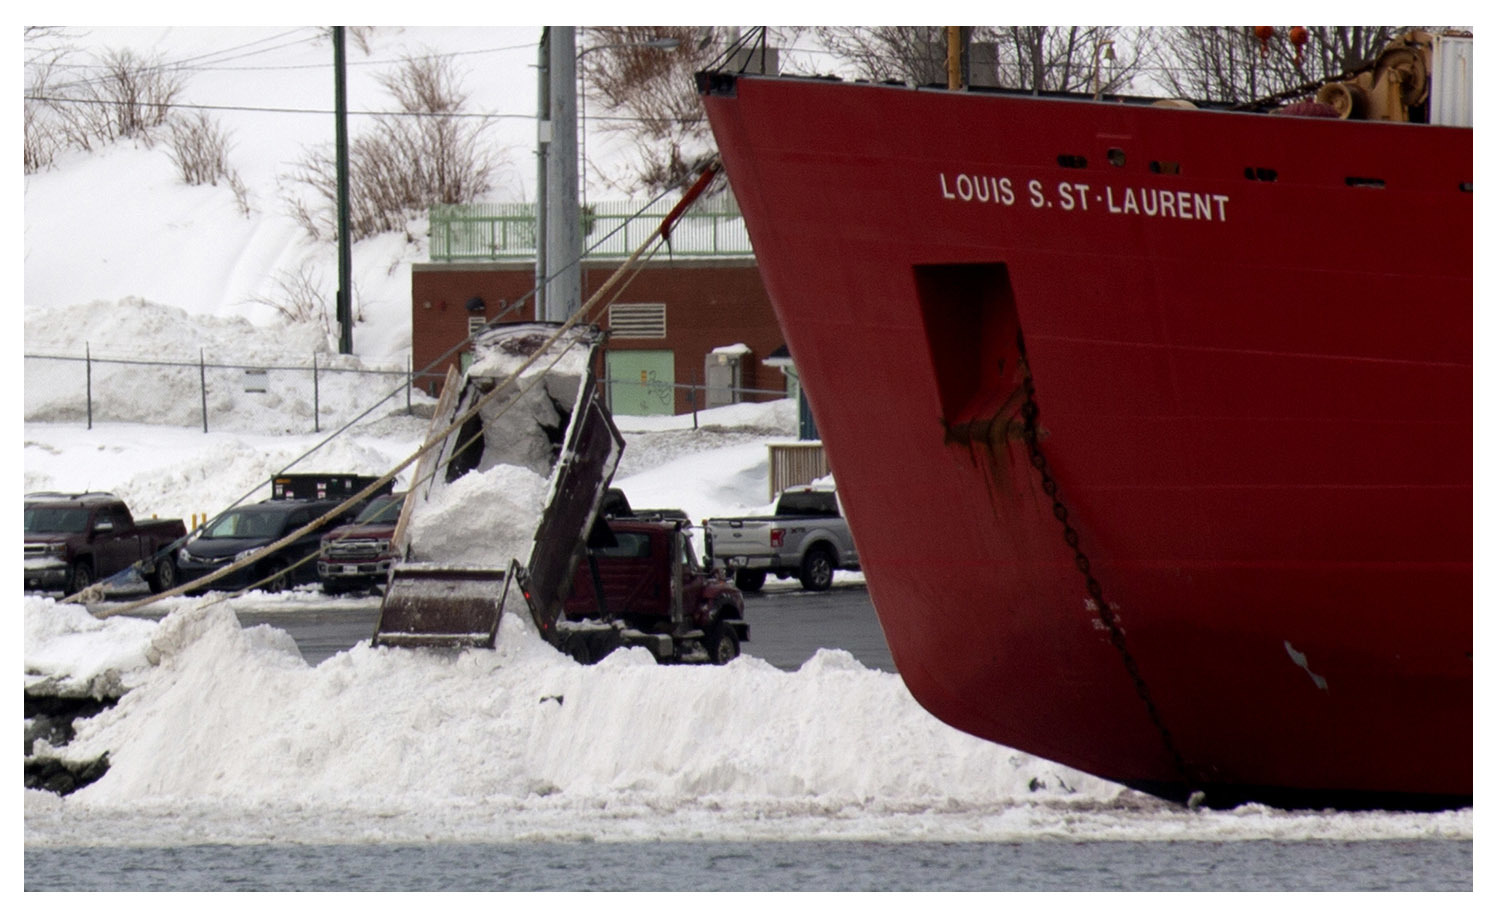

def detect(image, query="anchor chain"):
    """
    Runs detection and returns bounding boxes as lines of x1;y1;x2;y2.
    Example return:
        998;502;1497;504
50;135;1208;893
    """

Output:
1014;334;1199;798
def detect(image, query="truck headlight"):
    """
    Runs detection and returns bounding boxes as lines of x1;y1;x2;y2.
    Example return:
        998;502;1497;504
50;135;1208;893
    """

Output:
178;547;192;564
235;547;261;562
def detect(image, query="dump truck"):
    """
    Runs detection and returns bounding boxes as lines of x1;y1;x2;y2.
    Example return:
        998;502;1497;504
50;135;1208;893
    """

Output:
550;500;748;665
370;321;744;665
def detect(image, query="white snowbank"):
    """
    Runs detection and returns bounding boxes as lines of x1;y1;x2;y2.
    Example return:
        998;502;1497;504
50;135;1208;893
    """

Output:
23;599;1472;847
23;598;159;700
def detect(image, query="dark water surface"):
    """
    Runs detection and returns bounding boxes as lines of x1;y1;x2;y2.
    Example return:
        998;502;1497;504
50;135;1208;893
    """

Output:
25;838;1471;891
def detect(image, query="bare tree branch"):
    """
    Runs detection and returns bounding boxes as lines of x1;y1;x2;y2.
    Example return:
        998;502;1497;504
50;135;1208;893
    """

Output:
812;26;1149;95
283;51;504;242
1150;26;1397;104
579;26;727;194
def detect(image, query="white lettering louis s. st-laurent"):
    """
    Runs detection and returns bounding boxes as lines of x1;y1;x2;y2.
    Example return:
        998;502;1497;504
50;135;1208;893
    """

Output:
938;171;1231;223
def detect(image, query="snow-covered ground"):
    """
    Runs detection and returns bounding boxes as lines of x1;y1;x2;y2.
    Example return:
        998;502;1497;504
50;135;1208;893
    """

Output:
22;26;1476;850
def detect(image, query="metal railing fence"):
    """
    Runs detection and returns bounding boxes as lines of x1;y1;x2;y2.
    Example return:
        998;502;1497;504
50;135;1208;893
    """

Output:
429;199;753;262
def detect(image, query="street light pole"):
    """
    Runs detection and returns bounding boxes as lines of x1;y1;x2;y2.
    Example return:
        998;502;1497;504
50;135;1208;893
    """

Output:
333;26;353;354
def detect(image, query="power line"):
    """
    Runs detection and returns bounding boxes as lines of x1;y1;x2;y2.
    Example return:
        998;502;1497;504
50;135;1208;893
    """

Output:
36;29;321;95
24;93;707;126
187;42;541;72
24;93;525;121
49;39;540;77
151;28;317;69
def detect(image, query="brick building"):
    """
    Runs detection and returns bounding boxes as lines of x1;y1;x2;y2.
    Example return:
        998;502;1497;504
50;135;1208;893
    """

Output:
411;204;791;417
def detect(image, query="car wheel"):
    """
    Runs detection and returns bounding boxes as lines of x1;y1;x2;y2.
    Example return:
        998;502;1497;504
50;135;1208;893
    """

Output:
734;569;766;592
798;546;834;592
263;564;291;594
68;560;95;596
149;556;177;593
704;619;740;664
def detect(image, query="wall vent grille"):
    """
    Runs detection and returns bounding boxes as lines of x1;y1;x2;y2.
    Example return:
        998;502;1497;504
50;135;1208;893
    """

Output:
609;303;668;339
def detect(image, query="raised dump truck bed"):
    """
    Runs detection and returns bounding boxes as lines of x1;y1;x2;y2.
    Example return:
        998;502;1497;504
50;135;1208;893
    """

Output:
372;321;623;650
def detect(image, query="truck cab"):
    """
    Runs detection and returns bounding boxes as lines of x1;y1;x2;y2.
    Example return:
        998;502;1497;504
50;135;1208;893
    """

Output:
702;483;861;592
24;492;186;595
317;491;406;594
560;516;748;664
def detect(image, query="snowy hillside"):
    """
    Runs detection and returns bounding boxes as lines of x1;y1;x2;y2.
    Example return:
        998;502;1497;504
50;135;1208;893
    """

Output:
24;26;547;363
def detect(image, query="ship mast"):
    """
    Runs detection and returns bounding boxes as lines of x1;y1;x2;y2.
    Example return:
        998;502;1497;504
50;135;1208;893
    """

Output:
946;26;965;90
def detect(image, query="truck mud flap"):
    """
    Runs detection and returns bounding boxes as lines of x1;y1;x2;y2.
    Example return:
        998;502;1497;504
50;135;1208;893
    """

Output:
371;564;511;648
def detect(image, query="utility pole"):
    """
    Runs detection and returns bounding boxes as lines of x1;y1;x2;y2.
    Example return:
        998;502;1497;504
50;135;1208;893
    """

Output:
333;26;353;354
535;30;550;320
543;26;581;323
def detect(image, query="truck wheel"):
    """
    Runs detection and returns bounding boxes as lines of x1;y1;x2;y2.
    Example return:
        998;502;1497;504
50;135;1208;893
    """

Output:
734;569;766;592
798;546;834;592
148;556;177;593
704;619;740;664
68;561;95;596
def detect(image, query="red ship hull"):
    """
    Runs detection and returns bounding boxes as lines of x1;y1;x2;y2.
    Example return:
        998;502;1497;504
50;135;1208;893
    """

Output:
700;74;1471;808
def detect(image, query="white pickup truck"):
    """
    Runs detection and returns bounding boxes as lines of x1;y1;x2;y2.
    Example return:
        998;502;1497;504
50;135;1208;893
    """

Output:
702;484;860;592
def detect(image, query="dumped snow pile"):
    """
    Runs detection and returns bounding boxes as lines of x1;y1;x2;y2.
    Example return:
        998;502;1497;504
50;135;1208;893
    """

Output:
24;598;1474;847
23;597;1136;844
405;463;549;567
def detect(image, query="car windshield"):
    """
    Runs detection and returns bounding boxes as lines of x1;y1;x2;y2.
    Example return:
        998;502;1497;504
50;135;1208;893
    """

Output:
355;494;404;524
203;509;285;539
24;506;90;534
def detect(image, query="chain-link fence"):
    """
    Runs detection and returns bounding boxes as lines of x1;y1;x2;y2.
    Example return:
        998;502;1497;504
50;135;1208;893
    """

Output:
595;375;791;429
26;350;800;434
24;349;420;434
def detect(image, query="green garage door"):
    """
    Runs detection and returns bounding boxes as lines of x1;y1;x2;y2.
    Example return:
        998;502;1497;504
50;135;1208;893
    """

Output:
606;350;676;416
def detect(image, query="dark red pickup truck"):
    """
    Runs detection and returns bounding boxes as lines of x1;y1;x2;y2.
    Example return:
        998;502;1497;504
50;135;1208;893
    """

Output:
317;491;405;594
24;492;187;595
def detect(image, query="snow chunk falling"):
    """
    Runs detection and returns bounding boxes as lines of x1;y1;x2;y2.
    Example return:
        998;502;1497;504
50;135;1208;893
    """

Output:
404;463;549;567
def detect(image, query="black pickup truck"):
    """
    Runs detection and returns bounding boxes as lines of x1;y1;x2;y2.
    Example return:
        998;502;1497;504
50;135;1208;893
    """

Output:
24;492;187;595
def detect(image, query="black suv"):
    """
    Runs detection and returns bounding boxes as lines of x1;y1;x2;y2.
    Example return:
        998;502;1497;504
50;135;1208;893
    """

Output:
177;498;364;594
